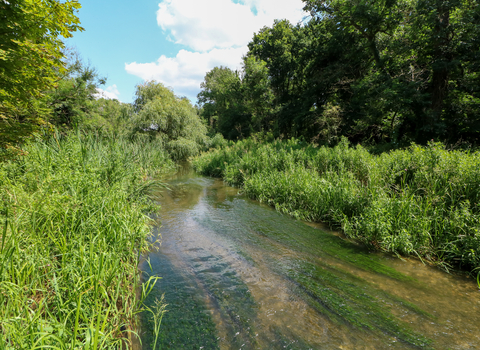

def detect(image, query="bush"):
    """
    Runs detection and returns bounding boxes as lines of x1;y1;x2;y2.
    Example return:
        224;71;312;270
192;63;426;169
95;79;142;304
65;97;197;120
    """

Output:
0;130;174;348
193;138;480;272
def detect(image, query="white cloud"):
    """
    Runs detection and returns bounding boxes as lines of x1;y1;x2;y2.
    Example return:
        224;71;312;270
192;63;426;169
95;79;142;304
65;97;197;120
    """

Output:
126;0;306;101
157;0;305;52
95;84;120;100
125;47;247;99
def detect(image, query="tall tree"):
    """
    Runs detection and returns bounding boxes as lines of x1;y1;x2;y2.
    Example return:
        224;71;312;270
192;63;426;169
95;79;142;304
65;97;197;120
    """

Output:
133;81;208;160
0;0;83;151
246;20;312;137
242;56;274;133
197;66;248;139
303;0;408;72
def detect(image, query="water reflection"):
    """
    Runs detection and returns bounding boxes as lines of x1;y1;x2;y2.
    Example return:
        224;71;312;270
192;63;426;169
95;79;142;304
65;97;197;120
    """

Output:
136;166;480;350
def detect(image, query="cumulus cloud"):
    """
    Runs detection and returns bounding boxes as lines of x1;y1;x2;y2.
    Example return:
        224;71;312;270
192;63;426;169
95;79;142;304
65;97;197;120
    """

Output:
157;0;305;52
126;0;306;101
95;84;120;100
125;47;247;99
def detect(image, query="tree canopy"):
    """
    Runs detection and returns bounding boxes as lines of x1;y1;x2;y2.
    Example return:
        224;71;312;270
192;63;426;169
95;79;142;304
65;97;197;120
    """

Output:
0;0;83;150
132;81;208;160
198;0;480;147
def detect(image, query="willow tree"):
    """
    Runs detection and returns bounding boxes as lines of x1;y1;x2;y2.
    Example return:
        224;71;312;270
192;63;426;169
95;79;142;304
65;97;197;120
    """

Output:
132;81;208;160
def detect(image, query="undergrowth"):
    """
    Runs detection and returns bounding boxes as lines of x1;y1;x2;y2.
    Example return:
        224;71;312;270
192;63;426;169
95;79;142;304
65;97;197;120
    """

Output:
0;130;175;349
193;137;480;273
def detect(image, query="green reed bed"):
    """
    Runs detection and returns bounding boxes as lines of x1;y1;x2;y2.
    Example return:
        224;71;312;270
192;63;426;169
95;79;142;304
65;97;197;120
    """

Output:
193;138;480;273
0;131;175;349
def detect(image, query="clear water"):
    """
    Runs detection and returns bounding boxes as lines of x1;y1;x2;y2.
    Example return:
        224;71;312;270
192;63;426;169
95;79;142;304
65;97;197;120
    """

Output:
135;166;480;350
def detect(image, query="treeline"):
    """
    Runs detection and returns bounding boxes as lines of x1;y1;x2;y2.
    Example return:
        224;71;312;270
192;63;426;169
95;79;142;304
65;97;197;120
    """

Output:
198;0;480;147
1;47;211;160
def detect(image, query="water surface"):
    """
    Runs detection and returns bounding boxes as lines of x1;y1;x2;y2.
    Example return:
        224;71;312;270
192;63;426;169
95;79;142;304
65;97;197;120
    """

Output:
136;166;480;349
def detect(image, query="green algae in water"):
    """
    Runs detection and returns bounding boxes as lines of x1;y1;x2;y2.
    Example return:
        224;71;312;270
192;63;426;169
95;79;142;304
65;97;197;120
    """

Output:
199;196;414;282
143;169;480;350
199;263;259;349
139;235;259;349
195;197;433;348
236;198;414;282
286;261;432;348
267;325;319;350
139;258;220;350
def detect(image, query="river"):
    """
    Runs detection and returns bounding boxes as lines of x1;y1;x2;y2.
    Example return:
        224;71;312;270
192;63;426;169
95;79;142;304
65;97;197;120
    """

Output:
135;165;480;349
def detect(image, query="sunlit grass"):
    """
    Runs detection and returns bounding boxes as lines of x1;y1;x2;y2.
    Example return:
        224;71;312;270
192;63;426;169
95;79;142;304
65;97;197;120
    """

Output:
0;130;175;348
193;137;480;273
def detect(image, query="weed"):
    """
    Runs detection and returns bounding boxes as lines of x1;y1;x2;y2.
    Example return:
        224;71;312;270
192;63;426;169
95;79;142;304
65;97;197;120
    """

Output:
193;138;480;273
0;130;175;348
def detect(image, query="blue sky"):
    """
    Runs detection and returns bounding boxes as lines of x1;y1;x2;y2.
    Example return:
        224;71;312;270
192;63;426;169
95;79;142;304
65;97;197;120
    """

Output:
66;0;306;104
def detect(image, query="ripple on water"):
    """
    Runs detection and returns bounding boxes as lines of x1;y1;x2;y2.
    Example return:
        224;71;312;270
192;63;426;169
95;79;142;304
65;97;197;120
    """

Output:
136;168;480;350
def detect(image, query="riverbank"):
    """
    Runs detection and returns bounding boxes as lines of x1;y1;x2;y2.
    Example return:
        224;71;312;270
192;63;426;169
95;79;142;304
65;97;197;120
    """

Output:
193;138;480;275
135;165;480;349
0;131;175;348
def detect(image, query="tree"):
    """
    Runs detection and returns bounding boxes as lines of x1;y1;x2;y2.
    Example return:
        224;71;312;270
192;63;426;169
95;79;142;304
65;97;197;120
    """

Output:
86;98;134;136
304;0;480;144
242;56;274;133
0;0;83;151
246;20;313;137
132;81;208;160
303;0;408;72
303;0;417;144
408;0;480;142
197;66;248;139
47;49;106;128
197;0;480;146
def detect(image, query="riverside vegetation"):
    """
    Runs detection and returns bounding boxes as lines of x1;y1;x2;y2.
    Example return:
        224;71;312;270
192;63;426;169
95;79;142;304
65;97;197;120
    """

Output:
2;0;480;347
193;137;480;277
0;35;220;346
0;73;224;348
0;130;177;348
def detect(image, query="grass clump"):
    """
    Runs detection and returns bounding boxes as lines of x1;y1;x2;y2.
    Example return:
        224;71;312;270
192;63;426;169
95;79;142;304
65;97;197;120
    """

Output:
0;130;174;349
193;138;480;273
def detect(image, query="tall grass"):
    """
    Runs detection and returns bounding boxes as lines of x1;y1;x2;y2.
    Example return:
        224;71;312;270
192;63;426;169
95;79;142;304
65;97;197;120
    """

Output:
0;130;175;348
193;138;480;272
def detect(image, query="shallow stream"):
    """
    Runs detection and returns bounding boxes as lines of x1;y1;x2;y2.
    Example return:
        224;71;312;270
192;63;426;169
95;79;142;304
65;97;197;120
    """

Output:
136;165;480;349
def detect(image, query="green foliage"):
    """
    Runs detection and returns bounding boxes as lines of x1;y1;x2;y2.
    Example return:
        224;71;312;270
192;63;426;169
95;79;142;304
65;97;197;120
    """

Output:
193;139;480;272
132;81;208;160
198;0;480;146
0;0;83;149
197;66;248;139
242;56;275;132
84;98;134;136
0;130;174;348
47;49;106;128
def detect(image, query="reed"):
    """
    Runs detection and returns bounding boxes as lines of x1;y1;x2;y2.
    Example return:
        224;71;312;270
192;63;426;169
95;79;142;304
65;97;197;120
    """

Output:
0;130;174;348
193;138;480;272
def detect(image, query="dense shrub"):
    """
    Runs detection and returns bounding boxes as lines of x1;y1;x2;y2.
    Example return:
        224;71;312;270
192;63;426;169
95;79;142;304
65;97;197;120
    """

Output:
193;138;480;272
0;131;174;348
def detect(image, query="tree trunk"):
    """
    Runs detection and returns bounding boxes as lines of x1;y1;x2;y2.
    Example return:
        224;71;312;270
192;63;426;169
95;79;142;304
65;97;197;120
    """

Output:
430;0;451;119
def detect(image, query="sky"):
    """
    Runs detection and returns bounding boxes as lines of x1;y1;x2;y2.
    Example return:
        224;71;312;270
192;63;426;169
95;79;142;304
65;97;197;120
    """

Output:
66;0;307;104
